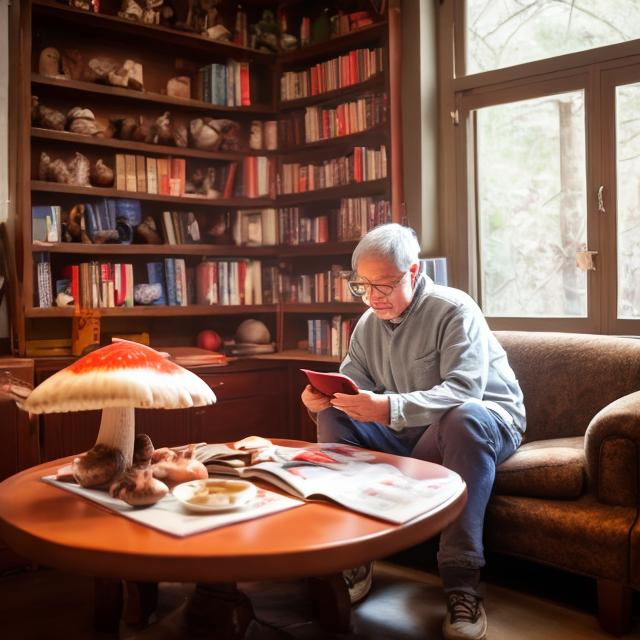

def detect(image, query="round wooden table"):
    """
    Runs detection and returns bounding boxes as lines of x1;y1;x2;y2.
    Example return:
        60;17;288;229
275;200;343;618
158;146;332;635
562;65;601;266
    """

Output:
0;440;466;636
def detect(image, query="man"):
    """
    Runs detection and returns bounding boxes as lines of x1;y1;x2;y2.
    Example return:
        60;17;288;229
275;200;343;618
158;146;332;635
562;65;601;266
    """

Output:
301;224;525;640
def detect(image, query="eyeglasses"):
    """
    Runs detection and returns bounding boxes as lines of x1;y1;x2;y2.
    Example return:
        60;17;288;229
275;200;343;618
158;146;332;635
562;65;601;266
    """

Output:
348;272;409;298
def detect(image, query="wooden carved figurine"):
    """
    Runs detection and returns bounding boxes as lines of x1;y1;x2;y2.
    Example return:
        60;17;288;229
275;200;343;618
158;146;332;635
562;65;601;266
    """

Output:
39;47;63;77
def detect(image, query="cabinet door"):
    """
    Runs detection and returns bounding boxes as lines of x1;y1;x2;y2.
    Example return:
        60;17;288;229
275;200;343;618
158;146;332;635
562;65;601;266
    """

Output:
192;368;291;443
135;408;190;449
40;410;102;462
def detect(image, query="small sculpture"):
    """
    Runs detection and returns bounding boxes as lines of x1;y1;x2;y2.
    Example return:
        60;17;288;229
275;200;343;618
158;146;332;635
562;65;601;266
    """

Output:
86;57;144;91
186;167;219;198
250;10;278;52
189;118;240;151
69;0;93;10
55;290;75;307
31;96;65;131
134;283;163;305
141;0;164;24
118;0;144;21
39;47;63;78
39;151;90;187
62;204;92;243
91;159;115;188
135;216;163;244
166;76;191;99
66;106;100;136
148;111;174;145
173;122;188;148
61;49;84;80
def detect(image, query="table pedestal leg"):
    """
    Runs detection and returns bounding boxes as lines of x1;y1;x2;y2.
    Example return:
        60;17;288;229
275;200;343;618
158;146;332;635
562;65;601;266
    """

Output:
308;573;351;633
183;582;256;639
93;577;123;633
123;581;159;626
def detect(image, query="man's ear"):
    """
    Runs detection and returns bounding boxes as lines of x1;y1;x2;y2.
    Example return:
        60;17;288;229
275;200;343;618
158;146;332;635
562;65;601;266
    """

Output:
409;261;420;286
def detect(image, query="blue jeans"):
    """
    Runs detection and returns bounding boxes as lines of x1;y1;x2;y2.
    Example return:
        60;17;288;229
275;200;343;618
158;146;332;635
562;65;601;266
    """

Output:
316;402;519;595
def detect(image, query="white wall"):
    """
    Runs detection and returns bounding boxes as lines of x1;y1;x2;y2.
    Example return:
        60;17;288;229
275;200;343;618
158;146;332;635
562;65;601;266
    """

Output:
401;0;438;254
0;0;9;341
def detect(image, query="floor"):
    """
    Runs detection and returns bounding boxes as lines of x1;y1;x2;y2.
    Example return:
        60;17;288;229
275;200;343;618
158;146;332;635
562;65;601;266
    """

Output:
1;556;639;639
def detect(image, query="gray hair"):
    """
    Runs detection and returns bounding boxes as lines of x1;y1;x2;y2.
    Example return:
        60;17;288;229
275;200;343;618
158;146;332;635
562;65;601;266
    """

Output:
352;223;421;272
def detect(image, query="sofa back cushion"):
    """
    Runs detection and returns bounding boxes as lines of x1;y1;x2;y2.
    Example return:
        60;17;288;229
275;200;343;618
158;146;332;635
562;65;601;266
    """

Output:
494;331;640;442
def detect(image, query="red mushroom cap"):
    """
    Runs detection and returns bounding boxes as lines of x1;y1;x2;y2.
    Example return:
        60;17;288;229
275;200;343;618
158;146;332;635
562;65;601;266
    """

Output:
22;340;216;414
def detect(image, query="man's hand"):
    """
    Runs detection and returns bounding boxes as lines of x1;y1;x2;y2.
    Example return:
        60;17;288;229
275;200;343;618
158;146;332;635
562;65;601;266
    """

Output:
301;384;332;413
330;390;390;425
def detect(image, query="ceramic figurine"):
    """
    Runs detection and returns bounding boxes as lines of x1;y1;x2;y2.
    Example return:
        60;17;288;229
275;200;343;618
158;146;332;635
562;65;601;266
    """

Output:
135;216;163;244
69;0;92;11
66;106;99;136
148;111;174;145
67;152;92;186
39;47;63;78
40;151;91;186
61;49;84;80
141;0;164;24
62;204;91;243
55;291;75;307
118;0;144;21
31;97;65;131
91;159;114;187
166;76;190;99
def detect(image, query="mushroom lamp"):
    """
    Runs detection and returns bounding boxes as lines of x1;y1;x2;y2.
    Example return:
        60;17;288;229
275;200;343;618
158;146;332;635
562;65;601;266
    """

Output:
21;339;216;488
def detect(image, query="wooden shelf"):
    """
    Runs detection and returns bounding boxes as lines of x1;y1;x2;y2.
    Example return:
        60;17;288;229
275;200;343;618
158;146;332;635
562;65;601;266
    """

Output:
277;241;357;257
32;74;276;117
278;76;385;111
276;178;389;205
282;303;364;313
31;129;276;160
278;23;387;66
279;126;387;156
31;181;276;208
252;349;341;363
33;243;279;257
32;0;274;62
25;304;278;319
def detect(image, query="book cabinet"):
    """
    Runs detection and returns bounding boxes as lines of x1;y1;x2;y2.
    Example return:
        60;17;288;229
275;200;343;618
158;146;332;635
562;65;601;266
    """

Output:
9;0;403;367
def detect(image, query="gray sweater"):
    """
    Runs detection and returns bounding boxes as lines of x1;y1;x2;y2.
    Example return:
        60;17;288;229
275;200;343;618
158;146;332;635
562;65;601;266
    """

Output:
340;275;526;444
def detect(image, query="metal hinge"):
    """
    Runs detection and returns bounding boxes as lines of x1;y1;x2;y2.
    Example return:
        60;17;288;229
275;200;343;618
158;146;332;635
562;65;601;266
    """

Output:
450;110;459;126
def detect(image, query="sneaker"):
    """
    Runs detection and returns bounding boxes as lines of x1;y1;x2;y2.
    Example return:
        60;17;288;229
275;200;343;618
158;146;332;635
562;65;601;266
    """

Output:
442;591;487;640
343;562;373;604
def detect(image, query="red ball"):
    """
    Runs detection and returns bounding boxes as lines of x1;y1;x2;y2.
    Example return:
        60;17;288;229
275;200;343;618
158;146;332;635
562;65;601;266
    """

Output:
197;329;222;352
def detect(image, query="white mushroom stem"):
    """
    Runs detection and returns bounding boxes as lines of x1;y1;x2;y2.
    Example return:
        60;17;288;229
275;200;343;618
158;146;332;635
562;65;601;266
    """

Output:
95;407;135;467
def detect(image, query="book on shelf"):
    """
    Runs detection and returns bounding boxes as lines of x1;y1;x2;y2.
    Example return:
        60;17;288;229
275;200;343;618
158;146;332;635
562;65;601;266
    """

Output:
197;60;251;106
306;315;358;358
197;441;463;524
32;205;61;243
249;120;278;151
420;258;448;286
280;47;384;101
146;262;167;305
223;341;275;356
233;208;277;246
36;253;53;308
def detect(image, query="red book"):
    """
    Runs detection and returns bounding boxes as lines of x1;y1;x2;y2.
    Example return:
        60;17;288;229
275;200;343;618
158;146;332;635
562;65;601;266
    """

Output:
196;260;218;305
223;162;239;199
62;264;80;313
300;369;358;396
239;62;251;106
349;50;358;86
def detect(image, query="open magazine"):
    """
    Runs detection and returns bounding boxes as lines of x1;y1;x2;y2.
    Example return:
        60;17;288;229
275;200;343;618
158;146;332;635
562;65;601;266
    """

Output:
196;441;464;524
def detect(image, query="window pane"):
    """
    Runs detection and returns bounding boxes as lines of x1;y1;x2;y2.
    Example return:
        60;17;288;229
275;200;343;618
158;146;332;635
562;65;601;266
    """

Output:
616;82;640;319
476;91;587;317
467;1;640;75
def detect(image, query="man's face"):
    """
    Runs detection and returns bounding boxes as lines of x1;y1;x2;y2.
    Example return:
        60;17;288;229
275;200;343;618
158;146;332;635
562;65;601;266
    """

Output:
354;256;418;320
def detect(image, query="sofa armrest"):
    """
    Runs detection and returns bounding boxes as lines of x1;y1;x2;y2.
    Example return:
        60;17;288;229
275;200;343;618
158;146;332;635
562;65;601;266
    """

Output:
584;390;640;506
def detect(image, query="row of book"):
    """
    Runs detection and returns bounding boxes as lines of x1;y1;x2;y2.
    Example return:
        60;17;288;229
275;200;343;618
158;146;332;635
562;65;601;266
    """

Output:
280;47;384;101
195;259;264;306
278;208;330;246
337;197;391;241
278;145;387;194
115;155;186;196
307;315;358;358
280;266;356;304
197;60;251;107
279;92;388;147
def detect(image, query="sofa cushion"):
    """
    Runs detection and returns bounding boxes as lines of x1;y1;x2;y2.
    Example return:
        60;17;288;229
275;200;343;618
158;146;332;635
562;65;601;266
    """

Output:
495;437;585;499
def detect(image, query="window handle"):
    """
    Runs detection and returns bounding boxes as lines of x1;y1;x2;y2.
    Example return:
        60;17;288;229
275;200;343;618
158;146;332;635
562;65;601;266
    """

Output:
597;185;606;214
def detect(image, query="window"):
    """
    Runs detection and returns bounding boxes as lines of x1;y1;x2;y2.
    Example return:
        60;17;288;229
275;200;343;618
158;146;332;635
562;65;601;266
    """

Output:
465;0;640;75
439;0;640;333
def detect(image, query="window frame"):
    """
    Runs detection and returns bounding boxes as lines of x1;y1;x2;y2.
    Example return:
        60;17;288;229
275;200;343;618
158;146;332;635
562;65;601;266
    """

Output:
439;0;640;334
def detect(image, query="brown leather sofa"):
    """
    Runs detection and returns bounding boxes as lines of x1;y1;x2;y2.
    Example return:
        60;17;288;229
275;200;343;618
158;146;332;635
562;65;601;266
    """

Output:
489;331;640;635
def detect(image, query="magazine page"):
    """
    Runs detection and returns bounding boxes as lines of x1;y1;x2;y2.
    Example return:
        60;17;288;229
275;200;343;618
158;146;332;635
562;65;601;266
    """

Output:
208;444;464;524
41;476;303;538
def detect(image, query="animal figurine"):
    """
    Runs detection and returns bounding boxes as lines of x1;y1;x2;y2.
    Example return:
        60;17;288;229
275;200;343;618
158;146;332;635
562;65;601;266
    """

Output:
39;152;91;186
31;96;65;131
66;107;100;136
91;159;115;188
39;47;63;77
189;118;240;151
148;111;174;145
141;0;164;24
118;0;144;21
62;204;92;243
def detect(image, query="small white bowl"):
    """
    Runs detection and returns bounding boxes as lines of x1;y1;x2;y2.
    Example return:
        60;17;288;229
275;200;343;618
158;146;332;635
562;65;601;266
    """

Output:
173;478;257;513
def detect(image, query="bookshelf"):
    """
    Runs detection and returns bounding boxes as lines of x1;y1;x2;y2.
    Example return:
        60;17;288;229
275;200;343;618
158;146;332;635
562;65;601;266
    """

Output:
11;0;403;365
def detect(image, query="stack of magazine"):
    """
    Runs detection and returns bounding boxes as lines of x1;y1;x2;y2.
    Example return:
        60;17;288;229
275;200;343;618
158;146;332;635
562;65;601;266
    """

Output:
195;441;463;524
